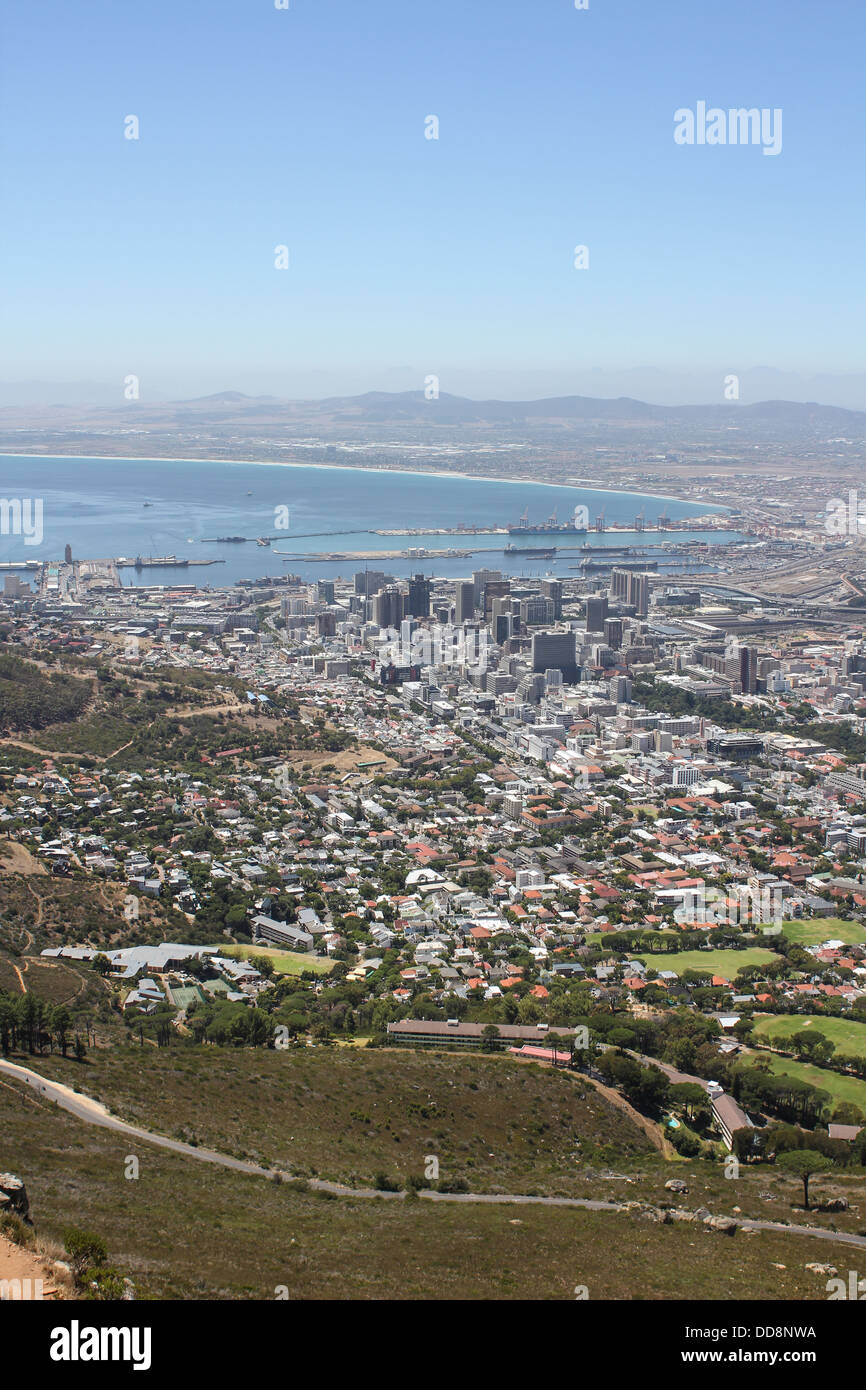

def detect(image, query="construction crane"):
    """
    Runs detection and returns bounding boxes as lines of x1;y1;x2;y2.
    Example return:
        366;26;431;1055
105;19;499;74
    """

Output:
595;510;605;532
634;508;645;532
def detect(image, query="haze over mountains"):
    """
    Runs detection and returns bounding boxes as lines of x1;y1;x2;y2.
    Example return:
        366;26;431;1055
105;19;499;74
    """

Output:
3;388;866;436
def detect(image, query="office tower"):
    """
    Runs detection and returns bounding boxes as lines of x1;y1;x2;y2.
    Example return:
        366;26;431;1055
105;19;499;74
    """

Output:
482;578;511;619
585;595;609;631
373;585;405;628
630;573;650;618
610;675;632;703
531;629;577;681
493;612;514;644
316;610;337;637
454;580;475;625
603;617;623;650
355;570;387;597
609;569;630;601
407;573;431;618
540;579;563;619
472;568;502;608
739;645;758;694
518;596;556;626
317;580;335;605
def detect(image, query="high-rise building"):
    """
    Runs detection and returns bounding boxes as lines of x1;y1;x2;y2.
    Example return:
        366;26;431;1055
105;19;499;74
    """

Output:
585;595;609;631
373;586;405;628
603;617;623;650
472;568;502;608
355;570;388;597
482;578;511;619
630;573;650;618
317;580;335;605
454;581;475;625
531;630;577;681
739;645;758;694
540;579;563;619
407;573;431;618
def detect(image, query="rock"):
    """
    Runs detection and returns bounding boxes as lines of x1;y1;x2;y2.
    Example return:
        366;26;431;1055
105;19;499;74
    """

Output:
639;1206;671;1224
665;1179;689;1194
670;1208;699;1223
694;1205;711;1220
771;1263;786;1270
0;1173;30;1223
759;1192;773;1200
704;1215;738;1235
806;1263;837;1277
822;1198;848;1212
122;1278;136;1301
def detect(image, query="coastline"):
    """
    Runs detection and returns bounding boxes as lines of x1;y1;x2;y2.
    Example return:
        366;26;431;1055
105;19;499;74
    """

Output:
0;452;729;515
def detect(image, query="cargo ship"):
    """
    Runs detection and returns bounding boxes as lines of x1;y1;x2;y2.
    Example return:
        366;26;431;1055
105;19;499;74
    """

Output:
504;544;556;558
508;504;589;535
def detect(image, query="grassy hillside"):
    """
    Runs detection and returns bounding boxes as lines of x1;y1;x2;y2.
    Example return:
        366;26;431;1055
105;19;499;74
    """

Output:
1;1075;860;1301
30;1046;653;1195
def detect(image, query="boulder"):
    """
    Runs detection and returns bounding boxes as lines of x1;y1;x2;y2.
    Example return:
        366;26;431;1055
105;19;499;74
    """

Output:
704;1215;738;1235
0;1174;30;1223
806;1263;837;1277
822;1197;848;1212
665;1179;689;1194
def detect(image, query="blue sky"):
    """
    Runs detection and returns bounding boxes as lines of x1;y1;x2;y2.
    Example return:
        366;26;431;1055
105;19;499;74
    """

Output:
2;0;864;402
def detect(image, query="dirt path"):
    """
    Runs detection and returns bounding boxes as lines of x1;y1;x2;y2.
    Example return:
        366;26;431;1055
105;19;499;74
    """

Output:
0;1233;63;1300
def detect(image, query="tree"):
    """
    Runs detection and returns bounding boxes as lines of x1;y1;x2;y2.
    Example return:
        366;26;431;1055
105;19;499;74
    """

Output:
481;1024;502;1053
63;1229;107;1279
776;1150;834;1210
91;954;111;977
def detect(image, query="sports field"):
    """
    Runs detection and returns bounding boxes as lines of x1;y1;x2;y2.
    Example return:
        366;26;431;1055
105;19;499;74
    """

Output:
753;1013;866;1059
634;947;777;978
781;918;866;947
218;943;335;975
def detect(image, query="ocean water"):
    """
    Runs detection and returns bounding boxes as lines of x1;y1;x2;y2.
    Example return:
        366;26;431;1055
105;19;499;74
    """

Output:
0;454;739;587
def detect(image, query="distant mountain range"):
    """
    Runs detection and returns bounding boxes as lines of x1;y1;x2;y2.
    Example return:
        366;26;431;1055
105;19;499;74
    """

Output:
2;387;865;442
156;389;866;429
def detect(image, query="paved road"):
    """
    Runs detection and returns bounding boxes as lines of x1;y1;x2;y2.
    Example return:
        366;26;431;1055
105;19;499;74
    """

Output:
3;1055;866;1247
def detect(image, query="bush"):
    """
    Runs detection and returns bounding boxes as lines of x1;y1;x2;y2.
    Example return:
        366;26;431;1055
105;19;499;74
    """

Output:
63;1228;107;1279
372;1172;401;1192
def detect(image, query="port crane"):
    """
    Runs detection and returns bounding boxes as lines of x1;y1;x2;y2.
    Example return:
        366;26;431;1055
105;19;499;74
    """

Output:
594;510;605;532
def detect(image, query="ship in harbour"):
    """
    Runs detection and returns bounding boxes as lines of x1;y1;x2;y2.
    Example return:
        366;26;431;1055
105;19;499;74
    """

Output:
504;543;556;558
508;504;589;535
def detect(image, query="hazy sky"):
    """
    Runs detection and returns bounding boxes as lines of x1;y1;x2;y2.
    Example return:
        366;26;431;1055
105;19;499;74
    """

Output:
2;0;865;404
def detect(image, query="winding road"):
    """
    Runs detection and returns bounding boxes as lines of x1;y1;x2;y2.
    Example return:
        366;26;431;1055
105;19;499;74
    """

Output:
3;1055;866;1249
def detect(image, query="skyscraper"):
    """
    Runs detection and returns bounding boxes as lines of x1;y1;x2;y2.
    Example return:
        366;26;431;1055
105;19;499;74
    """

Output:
407;573;432;618
454;581;475;625
585;595;609;631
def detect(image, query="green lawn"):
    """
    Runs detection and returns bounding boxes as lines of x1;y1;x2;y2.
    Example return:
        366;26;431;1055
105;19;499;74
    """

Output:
743;1050;866;1113
753;1013;866;1060
218;943;335;976
780;918;866;947
635;947;777;978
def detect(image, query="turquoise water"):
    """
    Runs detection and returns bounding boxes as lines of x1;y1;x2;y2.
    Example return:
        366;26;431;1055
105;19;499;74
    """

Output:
0;454;738;587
